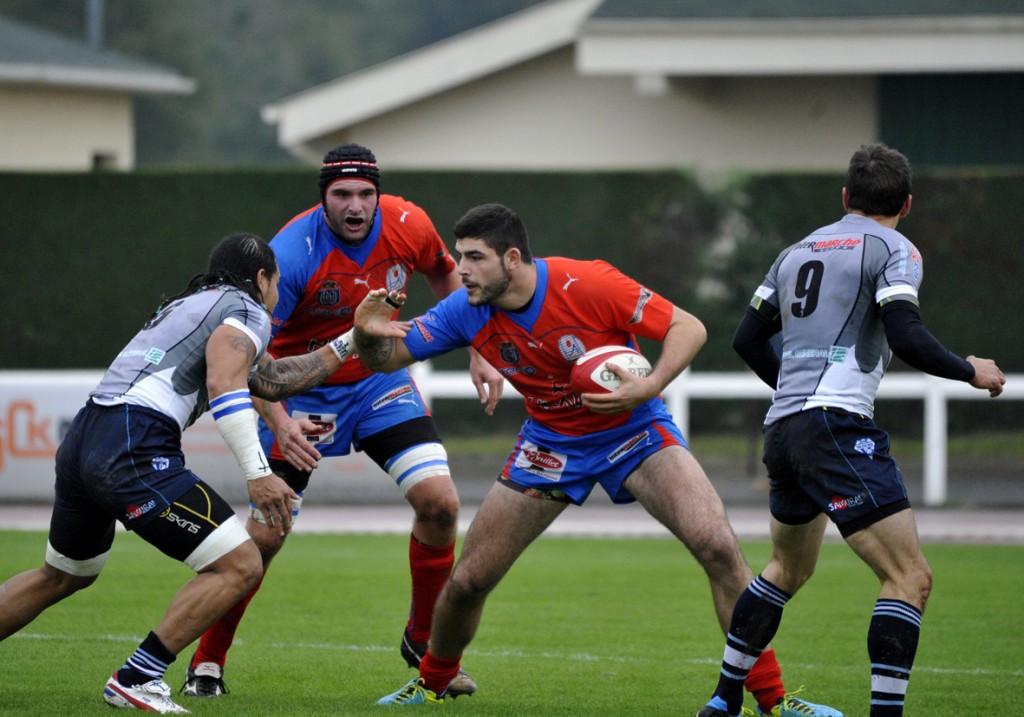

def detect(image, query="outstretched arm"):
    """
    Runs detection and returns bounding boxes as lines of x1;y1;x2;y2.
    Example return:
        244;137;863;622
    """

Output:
881;301;1004;397
353;289;418;373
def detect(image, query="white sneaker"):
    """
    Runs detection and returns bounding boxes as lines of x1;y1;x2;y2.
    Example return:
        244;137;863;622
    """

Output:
103;673;190;713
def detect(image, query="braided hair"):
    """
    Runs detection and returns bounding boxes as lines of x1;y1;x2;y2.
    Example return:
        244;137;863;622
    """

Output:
151;232;277;318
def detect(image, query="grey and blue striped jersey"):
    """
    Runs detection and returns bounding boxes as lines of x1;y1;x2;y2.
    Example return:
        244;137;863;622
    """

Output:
91;286;271;431
752;213;922;423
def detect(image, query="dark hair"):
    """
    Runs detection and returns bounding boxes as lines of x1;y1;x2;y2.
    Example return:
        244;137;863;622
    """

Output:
153;232;277;317
844;143;912;217
452;203;533;263
319;143;381;204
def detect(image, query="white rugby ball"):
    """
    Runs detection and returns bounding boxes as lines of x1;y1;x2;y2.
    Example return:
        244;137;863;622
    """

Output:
570;346;652;394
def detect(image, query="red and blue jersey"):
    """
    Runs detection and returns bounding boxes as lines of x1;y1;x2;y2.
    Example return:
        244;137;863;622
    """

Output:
402;257;674;436
269;195;456;384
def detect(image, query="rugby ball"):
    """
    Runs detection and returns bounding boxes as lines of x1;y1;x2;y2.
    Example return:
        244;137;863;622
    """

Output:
570;346;652;394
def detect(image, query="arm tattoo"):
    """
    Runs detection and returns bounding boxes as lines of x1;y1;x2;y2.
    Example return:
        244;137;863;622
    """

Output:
354;332;396;370
249;351;332;401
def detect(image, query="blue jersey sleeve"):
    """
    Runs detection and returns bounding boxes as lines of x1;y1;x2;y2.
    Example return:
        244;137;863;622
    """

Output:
268;212;319;337
403;288;490;361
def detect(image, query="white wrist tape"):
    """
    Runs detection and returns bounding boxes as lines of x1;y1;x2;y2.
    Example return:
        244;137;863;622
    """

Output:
210;389;271;480
329;328;355;362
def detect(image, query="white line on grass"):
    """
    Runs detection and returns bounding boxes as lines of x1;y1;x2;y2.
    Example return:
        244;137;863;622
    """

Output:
13;632;1024;678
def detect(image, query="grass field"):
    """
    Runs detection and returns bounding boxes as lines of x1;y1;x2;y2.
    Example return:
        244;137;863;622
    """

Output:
1;530;1022;716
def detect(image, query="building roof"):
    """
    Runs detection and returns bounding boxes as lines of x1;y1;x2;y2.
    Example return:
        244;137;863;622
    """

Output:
261;0;601;157
262;0;1024;156
0;15;195;94
578;0;1024;78
590;0;1024;19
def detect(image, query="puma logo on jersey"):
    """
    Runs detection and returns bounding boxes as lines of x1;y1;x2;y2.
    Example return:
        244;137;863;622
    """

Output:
305;236;313;254
399;208;411;223
562;273;579;290
354;277;370;288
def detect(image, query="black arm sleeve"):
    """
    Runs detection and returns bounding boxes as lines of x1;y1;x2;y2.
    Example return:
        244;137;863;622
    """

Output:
880;300;975;382
733;306;782;389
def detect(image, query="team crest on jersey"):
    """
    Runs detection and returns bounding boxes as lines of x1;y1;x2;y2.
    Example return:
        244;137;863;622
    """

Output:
386;265;408;294
629;288;653;324
499;342;521;365
558;335;586;361
317;280;341;307
151;456;170;471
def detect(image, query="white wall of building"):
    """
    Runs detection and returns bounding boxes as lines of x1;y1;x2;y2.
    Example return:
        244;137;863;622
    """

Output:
0;86;134;170
312;48;876;173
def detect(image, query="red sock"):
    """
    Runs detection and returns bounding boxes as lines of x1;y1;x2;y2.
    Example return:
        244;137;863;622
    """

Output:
193;573;266;667
419;650;460;695
406;535;454;644
745;647;786;713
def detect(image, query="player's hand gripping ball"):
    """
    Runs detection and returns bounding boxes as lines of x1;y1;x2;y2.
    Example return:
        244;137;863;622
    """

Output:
570;346;652;394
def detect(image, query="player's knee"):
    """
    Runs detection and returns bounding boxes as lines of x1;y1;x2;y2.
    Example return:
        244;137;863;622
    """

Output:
220;541;264;594
444;564;496;605
691;526;746;575
407;477;460;530
909;559;933;609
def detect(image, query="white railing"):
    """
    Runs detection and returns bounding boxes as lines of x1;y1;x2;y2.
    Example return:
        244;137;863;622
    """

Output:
0;369;1019;507
410;364;1024;507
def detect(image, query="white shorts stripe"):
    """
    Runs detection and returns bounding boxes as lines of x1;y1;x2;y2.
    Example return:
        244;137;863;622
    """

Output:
386;443;450;495
184;515;251;572
45;541;109;577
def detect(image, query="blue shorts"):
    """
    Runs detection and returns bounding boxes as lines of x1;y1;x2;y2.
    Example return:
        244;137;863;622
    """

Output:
763;407;911;538
499;400;687;505
259;369;434;462
51;401;206;559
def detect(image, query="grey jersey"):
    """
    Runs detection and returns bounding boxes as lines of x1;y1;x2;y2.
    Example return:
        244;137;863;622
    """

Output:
91;286;272;431
753;213;922;423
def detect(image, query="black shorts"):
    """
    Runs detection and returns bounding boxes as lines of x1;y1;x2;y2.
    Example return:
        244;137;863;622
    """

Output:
269;415;443;489
50;401;237;562
762;408;911;538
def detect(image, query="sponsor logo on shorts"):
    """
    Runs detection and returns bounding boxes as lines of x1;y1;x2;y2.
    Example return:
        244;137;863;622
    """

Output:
164;510;202;534
125;500;157;521
607;430;651;463
514;441;567;481
827;492;866;512
854;437;876;456
371;385;416;410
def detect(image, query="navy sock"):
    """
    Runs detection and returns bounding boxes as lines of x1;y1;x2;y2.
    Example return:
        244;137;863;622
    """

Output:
117;631;176;687
868;599;922;716
710;575;791;715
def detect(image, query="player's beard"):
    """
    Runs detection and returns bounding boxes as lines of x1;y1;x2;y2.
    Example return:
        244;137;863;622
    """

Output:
467;263;511;306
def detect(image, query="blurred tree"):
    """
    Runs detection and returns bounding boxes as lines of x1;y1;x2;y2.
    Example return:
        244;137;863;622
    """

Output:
0;0;546;165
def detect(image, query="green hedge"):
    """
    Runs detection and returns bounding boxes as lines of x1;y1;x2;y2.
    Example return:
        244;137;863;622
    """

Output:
2;167;1020;434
